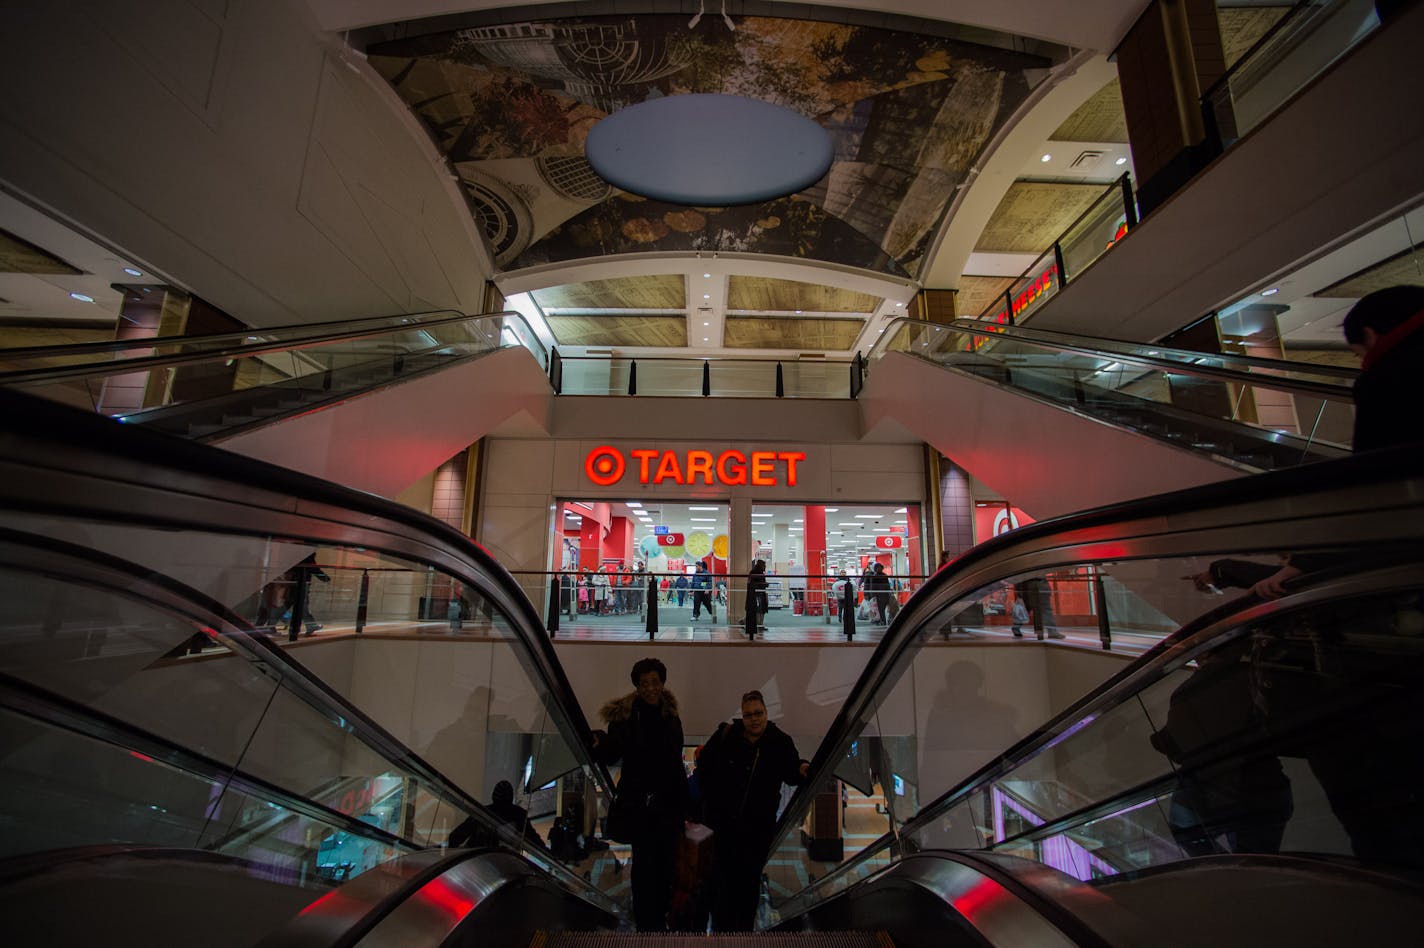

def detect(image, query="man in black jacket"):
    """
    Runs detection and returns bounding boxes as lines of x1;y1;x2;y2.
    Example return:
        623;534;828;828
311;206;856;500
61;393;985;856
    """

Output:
697;690;809;931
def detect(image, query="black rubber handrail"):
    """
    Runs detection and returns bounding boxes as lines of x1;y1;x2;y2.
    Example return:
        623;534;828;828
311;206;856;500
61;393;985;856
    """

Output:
768;442;1424;890
0;386;613;804
866;316;1357;397
0;309;545;384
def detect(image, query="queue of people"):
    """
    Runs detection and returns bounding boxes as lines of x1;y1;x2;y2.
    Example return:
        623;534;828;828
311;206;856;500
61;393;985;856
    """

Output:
589;657;809;932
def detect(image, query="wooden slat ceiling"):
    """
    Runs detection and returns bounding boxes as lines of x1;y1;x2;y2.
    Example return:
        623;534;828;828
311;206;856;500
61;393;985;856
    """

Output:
0;228;81;274
1049;79;1128;143
1220;6;1292;69
727;275;881;313
1314;247;1424;299
531;275;686;310
954;275;1016;319
975;182;1107;254
545;314;687;347
723;316;865;350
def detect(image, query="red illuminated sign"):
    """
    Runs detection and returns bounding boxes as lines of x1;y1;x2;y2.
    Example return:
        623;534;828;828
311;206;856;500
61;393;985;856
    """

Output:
584;447;806;487
875;536;904;549
656;533;685;546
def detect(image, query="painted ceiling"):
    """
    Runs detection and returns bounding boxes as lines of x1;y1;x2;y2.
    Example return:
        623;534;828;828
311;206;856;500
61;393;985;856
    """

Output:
368;13;1055;280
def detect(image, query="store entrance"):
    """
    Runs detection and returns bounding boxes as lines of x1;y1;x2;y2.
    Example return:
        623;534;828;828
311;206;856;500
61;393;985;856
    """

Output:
555;499;730;622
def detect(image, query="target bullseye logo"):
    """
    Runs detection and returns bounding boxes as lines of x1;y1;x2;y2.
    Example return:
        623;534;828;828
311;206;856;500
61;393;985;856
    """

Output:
585;446;626;486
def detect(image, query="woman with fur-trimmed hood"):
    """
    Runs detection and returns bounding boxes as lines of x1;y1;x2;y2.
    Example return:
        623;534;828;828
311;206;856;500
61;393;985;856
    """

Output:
592;656;688;931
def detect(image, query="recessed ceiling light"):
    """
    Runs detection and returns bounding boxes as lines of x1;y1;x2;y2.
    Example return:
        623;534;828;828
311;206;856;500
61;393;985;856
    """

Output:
894;507;907;513
703;321;709;326
69;292;94;303
688;506;720;511
1040;153;1052;162
825;508;839;513
689;517;717;522
703;293;711;299
795;310;802;314
1261;287;1280;297
855;514;881;518
1114;157;1128;166
626;502;643;508
703;272;711;278
122;267;143;277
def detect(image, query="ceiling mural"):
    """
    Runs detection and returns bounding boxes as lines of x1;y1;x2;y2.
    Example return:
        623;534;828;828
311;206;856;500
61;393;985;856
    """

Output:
531;274;685;309
368;15;1051;279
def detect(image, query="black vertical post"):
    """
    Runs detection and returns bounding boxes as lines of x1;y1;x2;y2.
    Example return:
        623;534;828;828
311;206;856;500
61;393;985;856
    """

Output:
775;362;784;397
842;581;856;640
1120;172;1138;229
355;569;369;634
702;360;711;397
1003;290;1015;326
628;360;637;396
1093;570;1112;651
322;367;334;391
393;353;405;374
549;347;563;394
645;575;658;640
1053;242;1067;287
288;574;309;643
548;575;561;636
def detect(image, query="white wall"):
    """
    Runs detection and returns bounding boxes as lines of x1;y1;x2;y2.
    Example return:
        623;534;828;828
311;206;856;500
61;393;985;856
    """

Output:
0;0;490;327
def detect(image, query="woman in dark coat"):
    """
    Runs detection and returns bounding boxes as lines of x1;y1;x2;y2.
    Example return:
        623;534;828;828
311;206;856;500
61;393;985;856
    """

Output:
747;559;768;637
592;657;688;931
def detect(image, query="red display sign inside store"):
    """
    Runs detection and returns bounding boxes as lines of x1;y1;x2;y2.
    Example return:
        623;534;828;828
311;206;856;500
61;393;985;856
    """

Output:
585;446;806;487
875;536;904;549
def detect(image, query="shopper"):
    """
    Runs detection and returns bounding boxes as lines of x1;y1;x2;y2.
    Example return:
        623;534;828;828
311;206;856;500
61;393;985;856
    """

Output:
697;690;809;930
592;657;688;931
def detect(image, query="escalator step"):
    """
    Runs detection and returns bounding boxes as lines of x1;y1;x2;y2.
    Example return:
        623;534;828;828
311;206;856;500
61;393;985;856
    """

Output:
540;933;892;948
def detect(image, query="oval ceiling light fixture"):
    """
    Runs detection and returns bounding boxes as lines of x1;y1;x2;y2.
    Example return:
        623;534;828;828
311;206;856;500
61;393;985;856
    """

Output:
585;94;833;206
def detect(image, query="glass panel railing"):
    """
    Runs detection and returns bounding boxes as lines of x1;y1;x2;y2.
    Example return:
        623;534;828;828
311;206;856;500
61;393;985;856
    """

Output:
0;310;546;439
528;571;935;643
868;317;1357;468
766;445;1424;920
1203;0;1382;152
0;388;625;920
974;174;1137;326
554;356;854;399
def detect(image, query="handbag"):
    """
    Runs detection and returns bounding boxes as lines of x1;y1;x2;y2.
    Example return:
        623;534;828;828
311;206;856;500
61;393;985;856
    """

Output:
605;794;637;844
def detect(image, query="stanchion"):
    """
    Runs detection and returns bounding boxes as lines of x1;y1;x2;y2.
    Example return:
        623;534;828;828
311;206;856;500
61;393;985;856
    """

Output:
842;583;856;641
645;575;658;640
355;569;369;634
547;576;561;636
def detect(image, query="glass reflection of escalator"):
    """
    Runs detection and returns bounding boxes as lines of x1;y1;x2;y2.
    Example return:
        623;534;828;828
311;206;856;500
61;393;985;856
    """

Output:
869;318;1359;470
0;308;545;441
768;444;1424;945
0;386;624;944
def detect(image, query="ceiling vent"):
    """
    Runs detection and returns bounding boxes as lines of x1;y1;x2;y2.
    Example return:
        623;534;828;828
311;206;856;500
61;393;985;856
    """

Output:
1070;150;1105;169
798;352;826;359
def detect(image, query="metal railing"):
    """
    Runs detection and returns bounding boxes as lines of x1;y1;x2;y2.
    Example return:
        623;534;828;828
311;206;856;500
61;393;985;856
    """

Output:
548;351;858;399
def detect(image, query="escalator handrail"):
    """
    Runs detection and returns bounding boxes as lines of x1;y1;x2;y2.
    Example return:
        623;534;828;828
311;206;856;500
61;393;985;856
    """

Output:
864;315;1358;396
769;443;1424;884
779;559;1424;910
0;386;614;800
0;667;418;856
0;309;547;384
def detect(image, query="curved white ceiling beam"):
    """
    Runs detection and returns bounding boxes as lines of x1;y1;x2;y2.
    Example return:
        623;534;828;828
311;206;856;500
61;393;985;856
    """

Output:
921;52;1120;292
309;1;1149;53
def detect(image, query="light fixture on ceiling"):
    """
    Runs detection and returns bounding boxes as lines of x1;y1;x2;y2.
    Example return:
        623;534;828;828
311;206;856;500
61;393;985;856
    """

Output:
1261;287;1280;297
122;267;143;277
1040;153;1052;162
795;310;802;314
627;502;643;508
703;321;709;326
703;337;709;341
703;272;711;278
1115;156;1128;165
69;292;94;303
703;293;711;299
688;506;719;511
